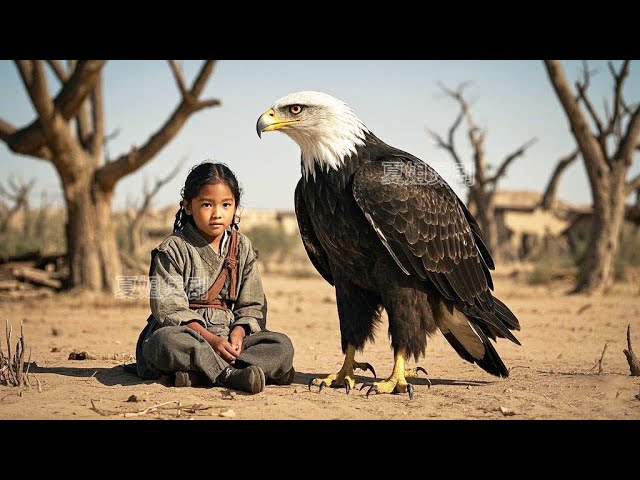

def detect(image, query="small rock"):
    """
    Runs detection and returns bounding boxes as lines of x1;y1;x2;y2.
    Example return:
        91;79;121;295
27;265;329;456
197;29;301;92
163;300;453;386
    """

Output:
503;388;513;394
115;340;121;345
293;389;298;394
222;390;236;400
466;385;471;389
499;406;516;416
126;395;141;402
51;327;61;336
635;394;640;401
68;351;88;360
50;347;60;353
218;409;236;418
309;346;315;351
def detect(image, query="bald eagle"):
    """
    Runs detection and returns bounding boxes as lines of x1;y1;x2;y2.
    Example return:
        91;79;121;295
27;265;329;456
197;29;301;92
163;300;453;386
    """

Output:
257;91;520;399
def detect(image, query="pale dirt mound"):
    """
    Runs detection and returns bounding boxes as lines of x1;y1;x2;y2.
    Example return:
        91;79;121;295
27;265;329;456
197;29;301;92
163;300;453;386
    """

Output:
1;266;639;420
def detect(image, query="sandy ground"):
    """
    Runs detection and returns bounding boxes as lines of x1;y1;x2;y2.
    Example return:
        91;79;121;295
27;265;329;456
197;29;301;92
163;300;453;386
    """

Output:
1;267;639;420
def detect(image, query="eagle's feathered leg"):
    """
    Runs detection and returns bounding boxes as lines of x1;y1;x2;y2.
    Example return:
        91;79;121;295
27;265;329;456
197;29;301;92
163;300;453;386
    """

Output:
360;348;429;400
308;344;376;393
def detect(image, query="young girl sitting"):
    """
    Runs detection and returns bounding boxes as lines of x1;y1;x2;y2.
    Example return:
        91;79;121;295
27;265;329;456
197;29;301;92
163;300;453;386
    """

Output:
133;161;295;394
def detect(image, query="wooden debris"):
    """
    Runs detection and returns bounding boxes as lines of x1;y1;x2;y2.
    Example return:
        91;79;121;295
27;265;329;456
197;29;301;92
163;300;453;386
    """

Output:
576;303;592;315
623;324;640;376
11;267;62;290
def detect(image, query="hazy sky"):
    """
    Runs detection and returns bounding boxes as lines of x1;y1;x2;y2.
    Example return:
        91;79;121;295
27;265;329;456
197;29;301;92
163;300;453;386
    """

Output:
1;60;639;212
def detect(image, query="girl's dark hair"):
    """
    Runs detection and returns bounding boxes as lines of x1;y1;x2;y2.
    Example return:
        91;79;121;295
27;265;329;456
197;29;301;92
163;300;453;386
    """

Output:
173;161;242;233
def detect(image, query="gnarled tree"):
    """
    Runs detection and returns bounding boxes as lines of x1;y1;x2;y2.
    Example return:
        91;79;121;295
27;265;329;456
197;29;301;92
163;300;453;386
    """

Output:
428;83;537;259
0;60;221;293
539;150;579;211
0;175;35;233
127;158;184;257
545;60;640;293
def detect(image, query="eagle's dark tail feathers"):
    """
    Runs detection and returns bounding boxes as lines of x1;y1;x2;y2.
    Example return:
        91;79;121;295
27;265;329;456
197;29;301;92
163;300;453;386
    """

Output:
441;295;520;378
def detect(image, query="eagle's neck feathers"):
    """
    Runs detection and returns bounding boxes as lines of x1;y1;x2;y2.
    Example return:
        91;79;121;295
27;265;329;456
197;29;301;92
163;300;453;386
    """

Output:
286;110;369;180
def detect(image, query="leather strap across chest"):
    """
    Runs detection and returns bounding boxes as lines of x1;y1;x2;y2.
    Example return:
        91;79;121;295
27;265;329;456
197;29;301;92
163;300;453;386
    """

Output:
188;229;239;311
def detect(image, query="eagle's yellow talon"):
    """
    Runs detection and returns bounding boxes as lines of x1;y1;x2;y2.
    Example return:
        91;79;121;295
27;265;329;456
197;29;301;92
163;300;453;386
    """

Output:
309;345;369;394
361;349;424;400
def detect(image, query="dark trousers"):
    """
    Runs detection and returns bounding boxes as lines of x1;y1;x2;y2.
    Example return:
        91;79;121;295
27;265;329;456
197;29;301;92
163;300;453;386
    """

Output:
135;320;294;385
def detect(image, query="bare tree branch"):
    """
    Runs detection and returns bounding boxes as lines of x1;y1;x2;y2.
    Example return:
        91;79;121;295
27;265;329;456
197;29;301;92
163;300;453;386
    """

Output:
46;60;68;83
2;60;105;160
626;173;640;196
20;61;80;176
190;60;218;98
575;61;605;136
134;157;185;222
608;60;630;135
540;150;580;209
64;60;92;150
128;157;186;254
95;61;220;191
0;115;52;161
15;60;34;90
487;137;538;185
194;98;222;112
544;61;609;187
169;60;189;98
616;103;640;166
427;109;468;179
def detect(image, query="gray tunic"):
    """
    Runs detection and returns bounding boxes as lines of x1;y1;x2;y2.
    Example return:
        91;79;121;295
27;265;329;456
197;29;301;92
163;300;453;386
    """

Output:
150;222;265;338
134;222;294;384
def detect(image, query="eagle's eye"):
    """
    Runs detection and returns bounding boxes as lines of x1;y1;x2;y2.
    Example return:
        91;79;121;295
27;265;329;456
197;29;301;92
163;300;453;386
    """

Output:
289;105;303;115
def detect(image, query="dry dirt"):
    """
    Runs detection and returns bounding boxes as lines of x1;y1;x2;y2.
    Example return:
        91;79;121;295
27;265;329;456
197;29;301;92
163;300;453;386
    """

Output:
1;267;640;420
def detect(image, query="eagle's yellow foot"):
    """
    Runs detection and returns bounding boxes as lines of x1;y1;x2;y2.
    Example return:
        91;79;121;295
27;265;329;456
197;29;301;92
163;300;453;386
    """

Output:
405;366;431;388
308;345;376;394
359;349;424;400
360;378;415;400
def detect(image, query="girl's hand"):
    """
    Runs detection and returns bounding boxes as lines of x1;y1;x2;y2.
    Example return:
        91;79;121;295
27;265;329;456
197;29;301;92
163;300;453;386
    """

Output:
209;335;239;364
229;325;247;356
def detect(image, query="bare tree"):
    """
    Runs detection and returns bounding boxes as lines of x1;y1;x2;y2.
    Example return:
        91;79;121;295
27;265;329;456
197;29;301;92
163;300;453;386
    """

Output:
0;175;35;233
545;60;640;293
428;83;537;258
127;158;185;256
34;190;49;239
539;150;580;210
0;60;221;293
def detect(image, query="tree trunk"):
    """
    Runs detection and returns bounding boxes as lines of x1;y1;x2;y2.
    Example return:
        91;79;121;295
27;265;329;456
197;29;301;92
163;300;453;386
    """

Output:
576;176;627;294
129;218;143;257
63;166;121;293
471;188;499;260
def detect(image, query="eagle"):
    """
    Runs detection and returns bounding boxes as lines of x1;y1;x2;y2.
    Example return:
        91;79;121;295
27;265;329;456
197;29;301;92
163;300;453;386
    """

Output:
256;91;521;399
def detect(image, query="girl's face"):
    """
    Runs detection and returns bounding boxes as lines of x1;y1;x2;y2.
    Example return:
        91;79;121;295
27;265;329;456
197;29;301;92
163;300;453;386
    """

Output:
184;182;236;245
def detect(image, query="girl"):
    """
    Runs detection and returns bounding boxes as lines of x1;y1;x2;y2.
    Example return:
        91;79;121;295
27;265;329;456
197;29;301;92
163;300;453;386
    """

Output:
133;161;295;394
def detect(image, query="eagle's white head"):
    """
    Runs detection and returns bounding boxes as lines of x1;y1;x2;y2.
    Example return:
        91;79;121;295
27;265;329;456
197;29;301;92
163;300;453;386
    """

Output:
256;91;369;180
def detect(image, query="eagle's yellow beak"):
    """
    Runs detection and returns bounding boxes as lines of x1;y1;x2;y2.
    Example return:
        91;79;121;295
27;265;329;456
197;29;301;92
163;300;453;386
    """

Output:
256;109;299;138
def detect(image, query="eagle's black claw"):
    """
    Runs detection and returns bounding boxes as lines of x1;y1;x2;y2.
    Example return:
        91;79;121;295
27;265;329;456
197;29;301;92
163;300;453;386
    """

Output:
360;382;373;392
407;384;415;400
426;377;432;389
357;363;377;379
416;366;428;377
366;385;379;398
308;378;314;391
318;381;327;393
344;379;350;394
